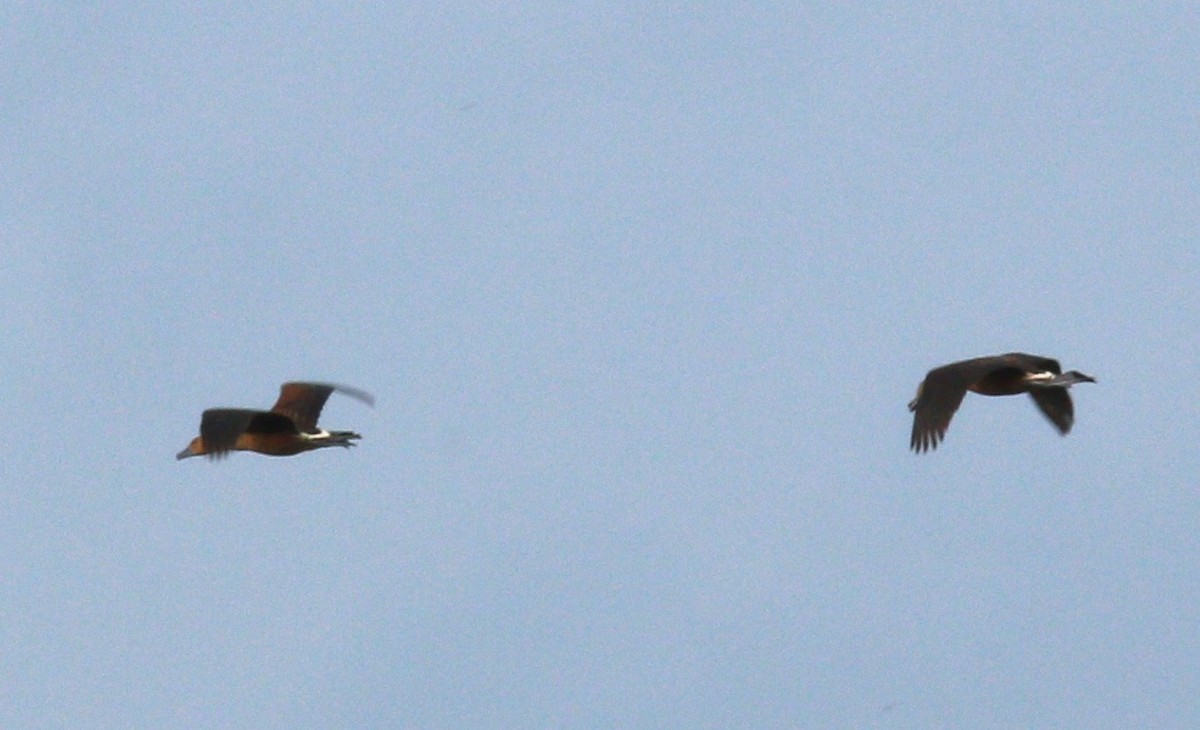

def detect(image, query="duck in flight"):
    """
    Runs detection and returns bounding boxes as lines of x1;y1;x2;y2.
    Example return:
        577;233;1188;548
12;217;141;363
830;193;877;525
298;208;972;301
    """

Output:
908;353;1095;453
177;382;374;460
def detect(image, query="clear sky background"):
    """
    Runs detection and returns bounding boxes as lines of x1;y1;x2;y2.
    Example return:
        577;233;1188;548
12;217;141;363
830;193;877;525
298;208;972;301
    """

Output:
2;3;1197;728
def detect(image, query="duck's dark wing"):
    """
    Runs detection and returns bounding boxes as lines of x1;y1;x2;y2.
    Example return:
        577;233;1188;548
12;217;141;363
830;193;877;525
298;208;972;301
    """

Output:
271;382;374;433
909;358;1002;452
199;408;296;454
1027;387;1074;434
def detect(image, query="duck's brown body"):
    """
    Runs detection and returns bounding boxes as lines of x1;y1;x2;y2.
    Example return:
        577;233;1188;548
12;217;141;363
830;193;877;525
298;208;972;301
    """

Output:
908;353;1095;453
177;382;373;460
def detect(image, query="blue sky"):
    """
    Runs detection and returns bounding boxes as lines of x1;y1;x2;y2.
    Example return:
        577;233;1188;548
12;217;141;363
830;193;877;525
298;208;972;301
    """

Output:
2;3;1198;727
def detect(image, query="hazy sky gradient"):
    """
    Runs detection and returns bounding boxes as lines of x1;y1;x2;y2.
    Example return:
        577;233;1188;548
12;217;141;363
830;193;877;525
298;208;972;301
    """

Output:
3;3;1198;727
